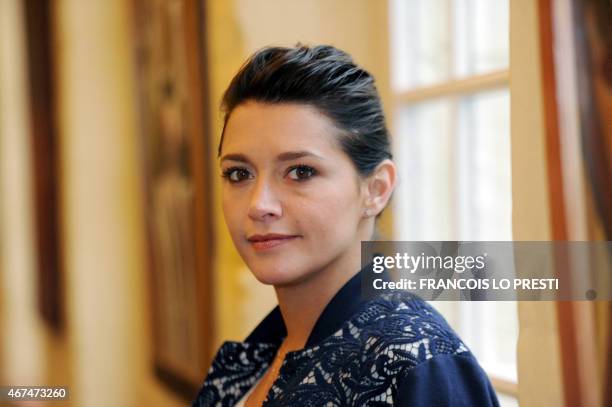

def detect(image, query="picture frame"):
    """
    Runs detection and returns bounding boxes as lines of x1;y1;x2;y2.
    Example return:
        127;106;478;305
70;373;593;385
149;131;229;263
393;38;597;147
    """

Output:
132;0;214;399
23;0;64;332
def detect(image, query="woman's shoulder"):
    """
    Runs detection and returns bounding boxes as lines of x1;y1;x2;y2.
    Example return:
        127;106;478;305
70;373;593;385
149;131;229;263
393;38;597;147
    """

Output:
322;293;499;405
346;292;470;368
362;293;500;405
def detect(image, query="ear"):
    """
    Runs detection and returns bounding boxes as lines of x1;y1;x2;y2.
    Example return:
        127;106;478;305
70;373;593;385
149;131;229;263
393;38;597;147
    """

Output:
362;159;397;218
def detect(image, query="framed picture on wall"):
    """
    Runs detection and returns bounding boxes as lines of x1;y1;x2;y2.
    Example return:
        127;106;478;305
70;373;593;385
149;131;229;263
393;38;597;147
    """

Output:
132;0;214;399
571;0;612;238
23;0;64;332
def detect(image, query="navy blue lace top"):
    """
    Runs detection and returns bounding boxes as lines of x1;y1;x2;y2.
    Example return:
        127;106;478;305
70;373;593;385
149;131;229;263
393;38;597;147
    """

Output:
192;263;500;406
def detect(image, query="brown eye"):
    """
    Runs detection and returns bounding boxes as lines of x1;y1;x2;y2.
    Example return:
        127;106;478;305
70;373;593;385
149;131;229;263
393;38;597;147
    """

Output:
222;167;252;183
287;165;316;181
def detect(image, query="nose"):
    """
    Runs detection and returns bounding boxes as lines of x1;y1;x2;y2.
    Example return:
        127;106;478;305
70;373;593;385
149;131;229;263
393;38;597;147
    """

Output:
248;178;282;221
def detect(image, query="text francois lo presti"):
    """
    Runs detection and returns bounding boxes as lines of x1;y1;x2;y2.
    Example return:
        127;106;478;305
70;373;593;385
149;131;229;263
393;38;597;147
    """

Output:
371;253;558;291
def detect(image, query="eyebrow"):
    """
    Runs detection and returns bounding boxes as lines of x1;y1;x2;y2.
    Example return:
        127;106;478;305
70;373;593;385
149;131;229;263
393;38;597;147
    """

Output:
220;150;324;164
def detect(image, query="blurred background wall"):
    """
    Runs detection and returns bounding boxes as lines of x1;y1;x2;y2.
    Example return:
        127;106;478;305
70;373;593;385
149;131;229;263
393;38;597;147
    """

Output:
0;1;392;406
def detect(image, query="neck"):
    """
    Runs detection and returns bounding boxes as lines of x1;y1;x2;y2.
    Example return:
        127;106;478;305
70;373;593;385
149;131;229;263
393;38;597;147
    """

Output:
273;235;365;351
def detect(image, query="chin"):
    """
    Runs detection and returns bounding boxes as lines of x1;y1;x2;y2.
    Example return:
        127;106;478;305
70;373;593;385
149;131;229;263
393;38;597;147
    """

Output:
247;261;310;287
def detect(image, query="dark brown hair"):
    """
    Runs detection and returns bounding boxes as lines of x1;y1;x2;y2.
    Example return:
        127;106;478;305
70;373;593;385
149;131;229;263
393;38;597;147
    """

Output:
219;44;393;177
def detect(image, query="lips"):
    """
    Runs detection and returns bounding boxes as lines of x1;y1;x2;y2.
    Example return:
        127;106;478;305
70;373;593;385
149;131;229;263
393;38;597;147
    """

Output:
247;233;300;251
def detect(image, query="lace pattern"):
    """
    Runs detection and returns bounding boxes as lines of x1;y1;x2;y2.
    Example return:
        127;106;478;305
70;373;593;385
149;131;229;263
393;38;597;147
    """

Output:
193;293;469;406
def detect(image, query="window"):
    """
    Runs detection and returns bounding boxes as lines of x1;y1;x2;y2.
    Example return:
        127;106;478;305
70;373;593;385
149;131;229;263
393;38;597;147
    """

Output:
389;0;517;404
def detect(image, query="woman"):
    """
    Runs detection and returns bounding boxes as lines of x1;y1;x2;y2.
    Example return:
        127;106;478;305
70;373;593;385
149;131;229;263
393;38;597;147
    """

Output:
193;44;499;406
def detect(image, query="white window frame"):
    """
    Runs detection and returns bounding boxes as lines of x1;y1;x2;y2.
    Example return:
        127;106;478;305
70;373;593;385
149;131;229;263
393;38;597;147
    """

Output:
388;0;517;401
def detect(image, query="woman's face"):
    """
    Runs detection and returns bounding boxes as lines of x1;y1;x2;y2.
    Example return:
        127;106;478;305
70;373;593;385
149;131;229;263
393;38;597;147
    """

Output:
220;102;368;287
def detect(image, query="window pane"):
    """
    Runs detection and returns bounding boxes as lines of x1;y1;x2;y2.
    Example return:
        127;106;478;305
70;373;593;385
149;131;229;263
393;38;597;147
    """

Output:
456;89;511;240
393;89;510;240
393;97;455;240
390;0;509;90
457;301;518;382
390;0;452;90
454;0;509;77
498;393;519;407
393;88;516;386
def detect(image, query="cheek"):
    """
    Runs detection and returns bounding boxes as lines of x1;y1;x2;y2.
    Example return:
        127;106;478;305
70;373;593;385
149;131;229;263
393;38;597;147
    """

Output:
296;184;361;238
221;190;245;236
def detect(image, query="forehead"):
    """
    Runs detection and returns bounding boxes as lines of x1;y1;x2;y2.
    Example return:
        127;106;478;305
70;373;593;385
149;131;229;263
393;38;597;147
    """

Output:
221;102;342;156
